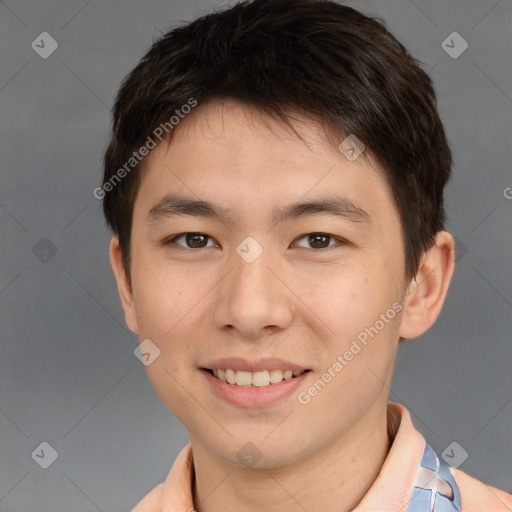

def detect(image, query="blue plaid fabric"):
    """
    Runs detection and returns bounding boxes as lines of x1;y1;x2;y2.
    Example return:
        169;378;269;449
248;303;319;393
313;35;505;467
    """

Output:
406;443;461;512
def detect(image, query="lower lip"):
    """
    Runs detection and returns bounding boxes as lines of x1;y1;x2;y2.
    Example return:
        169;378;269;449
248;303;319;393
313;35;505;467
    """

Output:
201;369;310;408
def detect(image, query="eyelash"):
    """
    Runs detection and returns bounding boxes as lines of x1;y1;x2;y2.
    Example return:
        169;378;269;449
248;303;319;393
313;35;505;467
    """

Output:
163;232;347;251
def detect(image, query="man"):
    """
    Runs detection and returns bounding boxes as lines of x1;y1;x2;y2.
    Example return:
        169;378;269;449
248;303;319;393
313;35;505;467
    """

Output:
100;0;512;510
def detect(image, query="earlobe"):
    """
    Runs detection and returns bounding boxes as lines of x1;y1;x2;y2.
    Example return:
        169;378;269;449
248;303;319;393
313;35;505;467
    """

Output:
109;236;139;333
398;231;455;340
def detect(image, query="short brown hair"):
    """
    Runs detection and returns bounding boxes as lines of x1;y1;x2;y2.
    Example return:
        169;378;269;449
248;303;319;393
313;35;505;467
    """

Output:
101;0;452;281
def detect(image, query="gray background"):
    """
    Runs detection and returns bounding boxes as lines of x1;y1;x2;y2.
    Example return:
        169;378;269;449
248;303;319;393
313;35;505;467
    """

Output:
0;0;511;510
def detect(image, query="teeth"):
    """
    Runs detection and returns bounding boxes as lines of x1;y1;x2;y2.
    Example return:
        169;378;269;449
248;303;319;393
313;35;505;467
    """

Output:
269;369;284;384
252;370;270;387
210;368;305;387
225;368;236;385
235;371;252;386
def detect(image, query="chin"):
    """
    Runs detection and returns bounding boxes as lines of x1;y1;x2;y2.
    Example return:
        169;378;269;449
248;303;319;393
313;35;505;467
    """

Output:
206;433;313;470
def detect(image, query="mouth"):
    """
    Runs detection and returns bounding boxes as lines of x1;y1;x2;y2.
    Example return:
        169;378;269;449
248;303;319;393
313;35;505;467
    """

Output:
202;368;311;388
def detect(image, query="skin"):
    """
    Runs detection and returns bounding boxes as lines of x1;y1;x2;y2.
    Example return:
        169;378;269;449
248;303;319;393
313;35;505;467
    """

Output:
110;100;455;512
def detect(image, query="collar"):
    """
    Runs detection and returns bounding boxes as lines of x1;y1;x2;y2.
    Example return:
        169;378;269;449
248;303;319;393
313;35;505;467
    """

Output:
158;402;460;512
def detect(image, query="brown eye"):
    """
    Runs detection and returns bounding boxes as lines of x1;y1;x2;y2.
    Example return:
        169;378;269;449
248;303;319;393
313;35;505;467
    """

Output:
166;233;216;249
185;233;209;248
295;232;340;249
308;234;331;248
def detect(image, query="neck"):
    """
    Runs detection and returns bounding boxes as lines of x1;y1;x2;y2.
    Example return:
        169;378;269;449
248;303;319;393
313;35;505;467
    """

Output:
191;401;392;512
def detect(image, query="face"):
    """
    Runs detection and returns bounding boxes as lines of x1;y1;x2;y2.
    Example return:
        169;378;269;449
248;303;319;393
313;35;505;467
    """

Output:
115;100;411;468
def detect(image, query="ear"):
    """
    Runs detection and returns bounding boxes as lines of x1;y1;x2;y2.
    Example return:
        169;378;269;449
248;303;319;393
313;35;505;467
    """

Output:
109;236;139;333
398;231;455;339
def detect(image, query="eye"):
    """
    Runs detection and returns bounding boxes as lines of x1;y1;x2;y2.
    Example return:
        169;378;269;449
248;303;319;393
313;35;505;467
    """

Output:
294;232;344;249
165;232;217;249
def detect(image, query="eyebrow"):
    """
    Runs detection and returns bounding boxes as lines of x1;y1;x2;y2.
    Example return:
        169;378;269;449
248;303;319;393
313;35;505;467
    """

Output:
147;193;371;225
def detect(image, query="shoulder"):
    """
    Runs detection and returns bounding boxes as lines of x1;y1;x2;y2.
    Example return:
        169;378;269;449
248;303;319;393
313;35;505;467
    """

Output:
454;468;512;511
131;482;164;512
131;443;194;512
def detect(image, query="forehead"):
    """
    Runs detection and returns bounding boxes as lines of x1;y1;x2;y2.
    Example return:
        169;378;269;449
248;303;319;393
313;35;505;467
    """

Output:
134;100;397;227
165;100;371;165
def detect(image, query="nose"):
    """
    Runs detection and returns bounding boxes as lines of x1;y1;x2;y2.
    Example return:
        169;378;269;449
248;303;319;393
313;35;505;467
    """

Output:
212;246;294;340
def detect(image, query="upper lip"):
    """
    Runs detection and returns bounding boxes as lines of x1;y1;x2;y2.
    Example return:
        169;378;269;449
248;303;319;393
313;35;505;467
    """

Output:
201;357;309;373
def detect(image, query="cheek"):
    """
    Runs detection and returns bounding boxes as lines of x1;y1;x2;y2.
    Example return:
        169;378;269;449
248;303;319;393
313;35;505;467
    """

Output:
130;261;208;414
294;263;386;336
130;261;209;368
296;260;401;377
133;256;197;323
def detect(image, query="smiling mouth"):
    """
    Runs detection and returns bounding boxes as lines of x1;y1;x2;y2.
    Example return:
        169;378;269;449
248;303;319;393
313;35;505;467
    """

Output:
203;368;311;387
